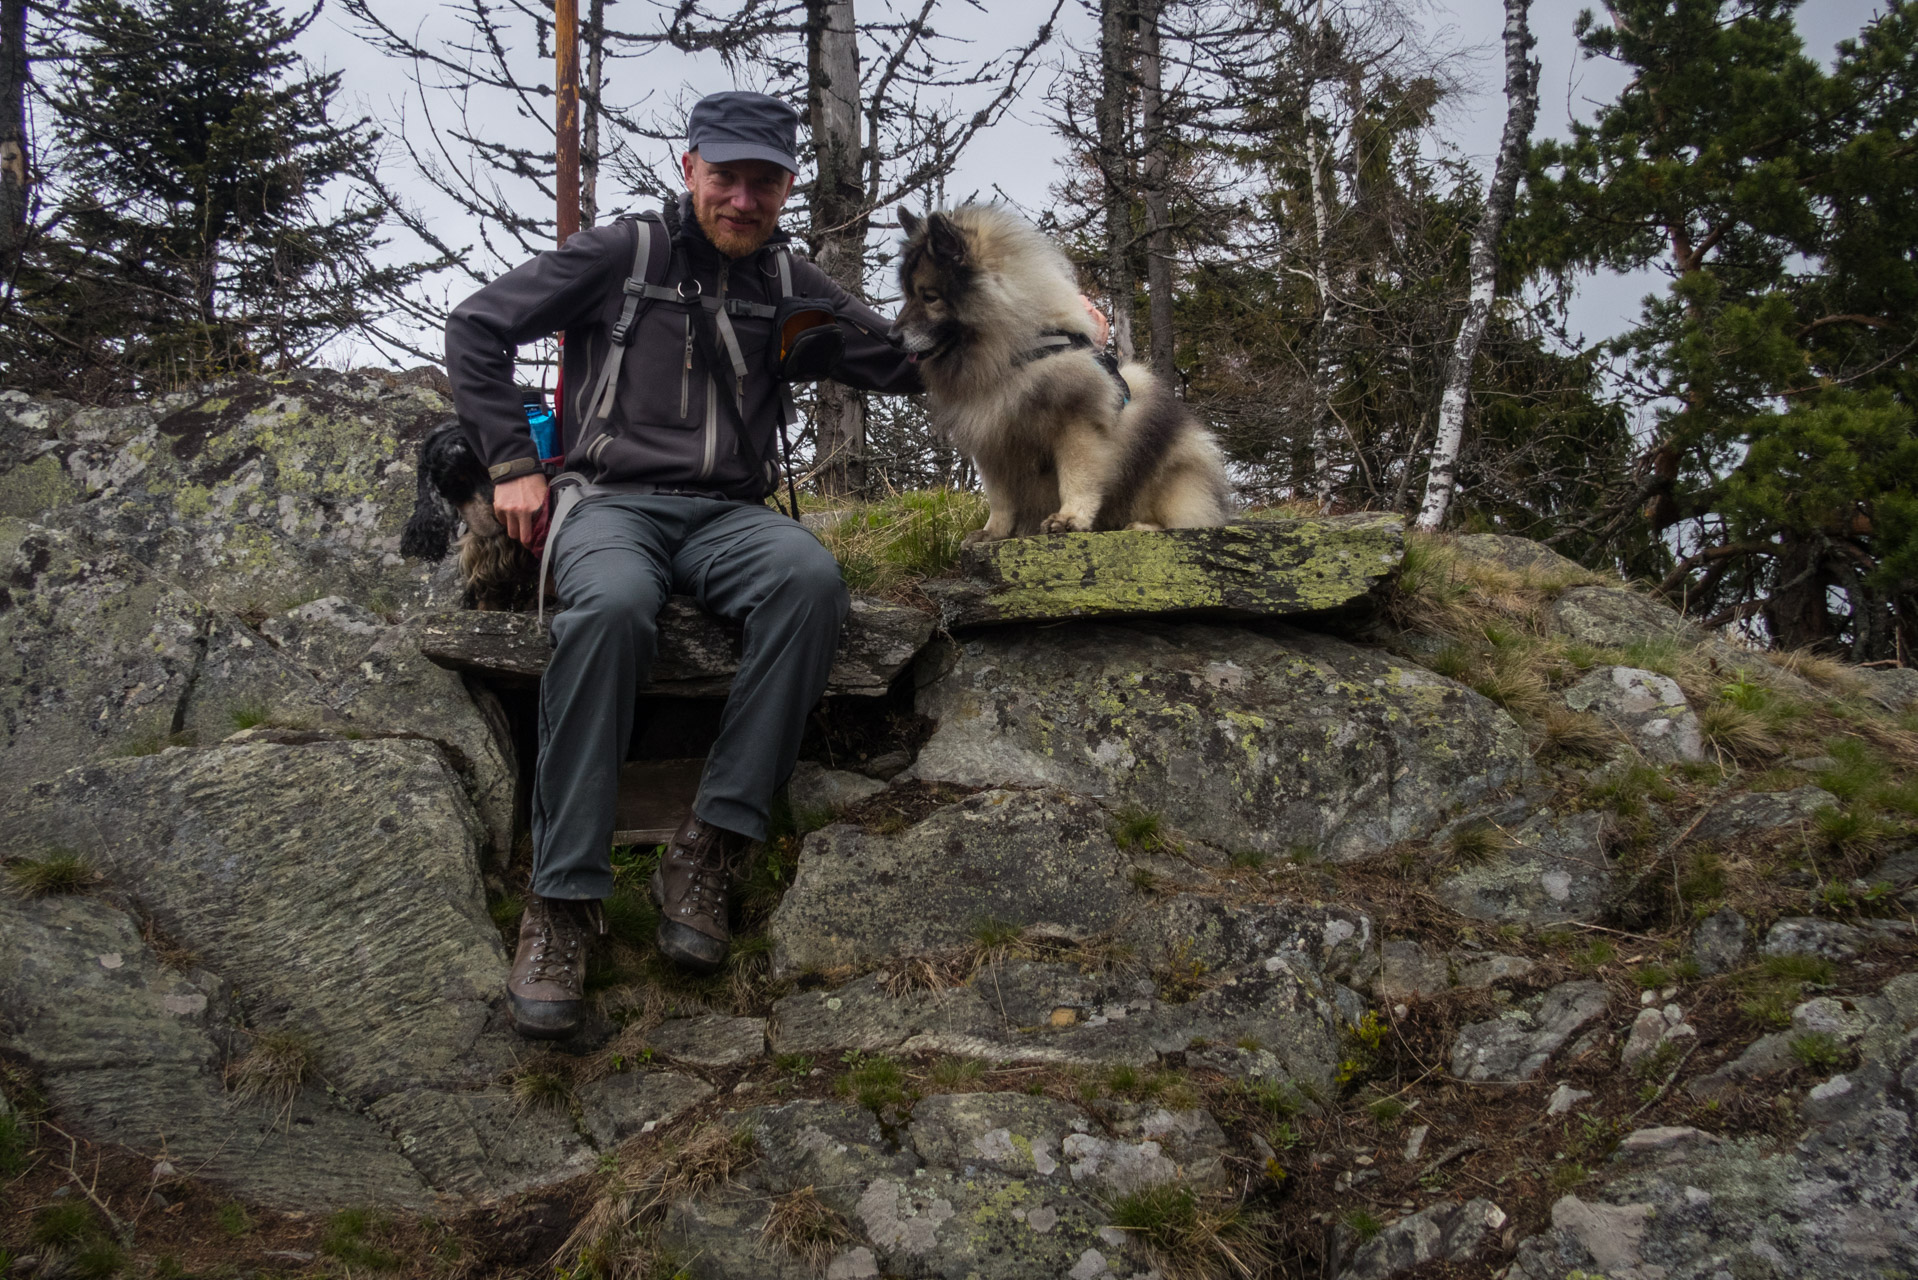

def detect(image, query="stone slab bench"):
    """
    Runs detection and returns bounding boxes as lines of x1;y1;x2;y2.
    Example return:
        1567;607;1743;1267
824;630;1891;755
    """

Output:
415;594;936;697
924;512;1404;629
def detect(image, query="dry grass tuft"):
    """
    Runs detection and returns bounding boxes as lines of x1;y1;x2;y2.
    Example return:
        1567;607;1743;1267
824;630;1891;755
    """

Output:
1698;701;1779;761
225;1030;314;1108
559;1122;761;1274
762;1185;852;1271
507;1059;578;1116
5;851;99;898
1768;648;1868;696
1106;1184;1275;1280
1536;707;1622;762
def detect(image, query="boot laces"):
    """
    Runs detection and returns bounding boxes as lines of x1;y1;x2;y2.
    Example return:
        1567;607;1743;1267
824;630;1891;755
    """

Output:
675;824;745;915
522;899;599;991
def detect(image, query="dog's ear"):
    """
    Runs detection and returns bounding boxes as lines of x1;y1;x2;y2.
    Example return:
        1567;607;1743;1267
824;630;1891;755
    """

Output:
926;212;968;267
897;206;923;240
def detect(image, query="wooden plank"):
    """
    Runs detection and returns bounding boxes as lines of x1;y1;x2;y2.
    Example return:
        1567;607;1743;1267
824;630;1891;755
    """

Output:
613;757;704;847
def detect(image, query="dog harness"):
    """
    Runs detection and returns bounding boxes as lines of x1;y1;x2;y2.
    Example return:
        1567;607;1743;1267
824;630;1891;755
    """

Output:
1016;329;1132;405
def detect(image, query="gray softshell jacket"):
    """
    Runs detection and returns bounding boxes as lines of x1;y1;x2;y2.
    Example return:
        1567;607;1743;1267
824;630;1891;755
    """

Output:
445;194;921;501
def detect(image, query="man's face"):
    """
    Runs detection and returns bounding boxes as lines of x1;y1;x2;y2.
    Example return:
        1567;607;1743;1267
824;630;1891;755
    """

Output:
682;151;795;258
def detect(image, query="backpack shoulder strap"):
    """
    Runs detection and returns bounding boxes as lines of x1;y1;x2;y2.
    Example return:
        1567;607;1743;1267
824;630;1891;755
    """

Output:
584;212;671;424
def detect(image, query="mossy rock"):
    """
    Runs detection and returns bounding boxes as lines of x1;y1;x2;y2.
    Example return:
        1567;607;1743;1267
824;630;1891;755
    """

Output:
928;512;1403;628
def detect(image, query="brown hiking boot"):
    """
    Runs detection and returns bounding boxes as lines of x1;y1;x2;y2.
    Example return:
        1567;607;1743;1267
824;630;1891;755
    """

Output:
508;895;604;1039
651;814;752;975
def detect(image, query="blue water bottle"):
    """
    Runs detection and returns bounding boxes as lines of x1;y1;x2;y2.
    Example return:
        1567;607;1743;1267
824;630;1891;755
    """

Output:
521;388;560;462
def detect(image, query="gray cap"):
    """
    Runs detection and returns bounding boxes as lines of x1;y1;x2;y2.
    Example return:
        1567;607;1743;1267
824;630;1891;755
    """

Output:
687;91;801;175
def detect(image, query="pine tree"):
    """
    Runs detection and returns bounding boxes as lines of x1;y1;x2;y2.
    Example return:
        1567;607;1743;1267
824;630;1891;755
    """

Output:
1518;0;1918;657
8;0;423;387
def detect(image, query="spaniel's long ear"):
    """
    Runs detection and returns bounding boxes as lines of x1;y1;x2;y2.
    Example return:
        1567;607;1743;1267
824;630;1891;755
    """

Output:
897;206;923;240
926;212;968;267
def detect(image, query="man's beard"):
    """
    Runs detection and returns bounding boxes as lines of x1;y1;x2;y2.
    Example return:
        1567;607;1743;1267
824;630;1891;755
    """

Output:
694;200;776;258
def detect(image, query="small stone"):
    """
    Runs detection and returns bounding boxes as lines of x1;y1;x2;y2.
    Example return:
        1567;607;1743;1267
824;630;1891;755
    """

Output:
1403;1124;1430;1162
1808;1074;1852;1101
97;952;123;970
1545;1084;1592;1115
1690;906;1748;976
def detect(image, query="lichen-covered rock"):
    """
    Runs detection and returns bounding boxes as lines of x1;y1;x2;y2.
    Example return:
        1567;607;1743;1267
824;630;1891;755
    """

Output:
1857;664;1918;713
2;739;507;1101
665;1097;1156;1280
1547;586;1700;649
1;535;514;858
1333;1197;1508;1280
0;735;693;1202
256;597;519;860
1450;980;1610;1082
413;592;935;697
907;621;1529;859
1762;915;1915;961
768;790;1152;977
1513;975;1918;1279
0;372;464;616
639;1014;767;1067
1433;807;1614;925
1710;786;1839;841
1449;533;1591;580
786;761;888;817
0;893;429;1210
926;513;1403;629
768;940;1351;1088
1691;906;1750;975
1562;665;1705;763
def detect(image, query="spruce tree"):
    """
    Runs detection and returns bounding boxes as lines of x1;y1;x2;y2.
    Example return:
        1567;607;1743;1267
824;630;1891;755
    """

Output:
9;0;421;387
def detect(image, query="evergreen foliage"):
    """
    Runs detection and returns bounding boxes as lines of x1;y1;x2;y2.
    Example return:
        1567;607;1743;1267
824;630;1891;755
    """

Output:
1517;0;1918;657
1;0;432;391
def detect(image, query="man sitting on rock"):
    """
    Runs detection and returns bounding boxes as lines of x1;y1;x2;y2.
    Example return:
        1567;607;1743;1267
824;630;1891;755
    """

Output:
443;92;921;1038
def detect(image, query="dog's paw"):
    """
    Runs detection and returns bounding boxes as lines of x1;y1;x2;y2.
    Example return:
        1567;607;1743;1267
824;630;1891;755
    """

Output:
1126;520;1164;532
961;528;995;546
1040;511;1092;535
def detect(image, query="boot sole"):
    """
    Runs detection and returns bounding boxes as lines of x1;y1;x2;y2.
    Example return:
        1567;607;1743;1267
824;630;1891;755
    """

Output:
508;990;581;1040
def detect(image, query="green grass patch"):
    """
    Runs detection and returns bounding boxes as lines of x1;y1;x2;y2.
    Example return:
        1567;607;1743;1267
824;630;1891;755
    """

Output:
928;1056;986;1089
1789;1031;1847;1070
5;850;97;898
216;1201;253;1238
0;1111;26;1176
322;1206;402;1271
812;489;989;595
836;1052;910;1112
1112;805;1176;853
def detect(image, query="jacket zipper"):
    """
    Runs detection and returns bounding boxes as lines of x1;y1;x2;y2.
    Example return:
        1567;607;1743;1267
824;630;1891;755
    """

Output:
680;314;692;419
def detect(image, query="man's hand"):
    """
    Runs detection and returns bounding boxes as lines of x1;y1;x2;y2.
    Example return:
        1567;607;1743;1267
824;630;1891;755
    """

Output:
493;473;549;547
1079;294;1111;347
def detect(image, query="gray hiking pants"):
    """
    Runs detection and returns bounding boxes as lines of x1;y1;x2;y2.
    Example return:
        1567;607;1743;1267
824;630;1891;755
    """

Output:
531;494;848;900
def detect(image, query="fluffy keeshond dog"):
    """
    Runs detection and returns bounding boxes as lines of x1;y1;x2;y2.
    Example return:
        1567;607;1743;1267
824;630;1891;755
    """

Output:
893;204;1230;539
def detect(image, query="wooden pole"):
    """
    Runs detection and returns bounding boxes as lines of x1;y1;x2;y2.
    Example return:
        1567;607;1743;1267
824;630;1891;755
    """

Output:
555;0;580;245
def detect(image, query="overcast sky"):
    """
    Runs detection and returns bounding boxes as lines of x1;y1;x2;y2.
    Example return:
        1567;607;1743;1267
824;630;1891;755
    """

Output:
298;0;1892;365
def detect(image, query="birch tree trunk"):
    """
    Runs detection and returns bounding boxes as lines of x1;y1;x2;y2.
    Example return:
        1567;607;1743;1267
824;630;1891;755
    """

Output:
1098;0;1136;362
1413;0;1538;531
1138;0;1175;383
580;0;603;228
3;0;29;277
1304;103;1340;510
807;0;868;496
